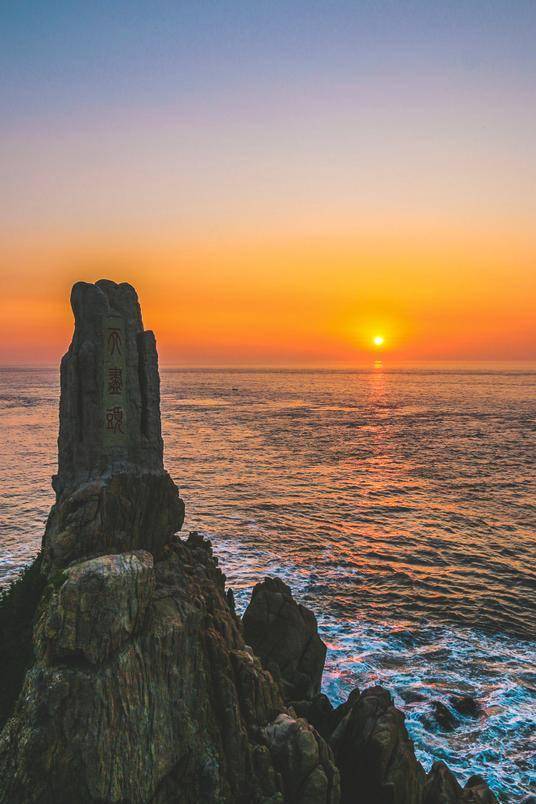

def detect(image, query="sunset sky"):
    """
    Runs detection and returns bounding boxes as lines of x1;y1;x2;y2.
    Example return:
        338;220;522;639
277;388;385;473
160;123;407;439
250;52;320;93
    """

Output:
1;1;535;365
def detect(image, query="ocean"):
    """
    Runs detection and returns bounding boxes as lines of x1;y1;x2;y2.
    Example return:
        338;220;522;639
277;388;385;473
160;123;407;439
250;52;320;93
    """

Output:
0;365;534;800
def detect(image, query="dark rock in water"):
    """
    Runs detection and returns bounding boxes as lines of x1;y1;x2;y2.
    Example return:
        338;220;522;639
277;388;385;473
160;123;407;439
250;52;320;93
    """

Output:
400;688;428;704
462;775;499;802
424;761;463;803
243;576;327;701
432;700;459;731
449;695;481;717
330;686;426;804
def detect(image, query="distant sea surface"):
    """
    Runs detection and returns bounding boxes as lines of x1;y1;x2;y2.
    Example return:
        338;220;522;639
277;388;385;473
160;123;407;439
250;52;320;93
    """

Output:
0;365;535;801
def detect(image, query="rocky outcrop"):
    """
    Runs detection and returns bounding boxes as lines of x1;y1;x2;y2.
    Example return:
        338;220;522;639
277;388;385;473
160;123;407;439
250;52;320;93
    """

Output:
330;686;426;804
0;280;338;804
264;713;340;804
0;533;339;803
461;776;500;803
243;577;327;701
425;762;464;803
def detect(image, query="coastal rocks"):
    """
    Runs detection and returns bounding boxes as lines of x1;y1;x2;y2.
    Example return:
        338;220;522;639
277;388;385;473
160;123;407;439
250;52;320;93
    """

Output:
37;551;154;665
0;536;298;803
330;686;426;804
462;776;498;803
243;576;327;701
424;762;464;803
263;713;340;804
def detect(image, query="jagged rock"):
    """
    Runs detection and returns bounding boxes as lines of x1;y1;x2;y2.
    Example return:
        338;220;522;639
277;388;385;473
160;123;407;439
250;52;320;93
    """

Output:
462;776;498;803
432;701;459;731
263;713;340;804
37;551;154;666
243;577;327;701
424;761;463;803
330;686;426;804
449;695;481;717
292;690;361;743
292;694;336;741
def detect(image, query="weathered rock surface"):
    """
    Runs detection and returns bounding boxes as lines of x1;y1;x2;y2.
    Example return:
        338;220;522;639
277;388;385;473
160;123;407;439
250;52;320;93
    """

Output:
55;279;163;495
1;534;330;803
330;686;426;804
43;471;184;569
38;550;154;666
243;576;327;701
43;279;184;571
424;762;464;803
264;713;340;804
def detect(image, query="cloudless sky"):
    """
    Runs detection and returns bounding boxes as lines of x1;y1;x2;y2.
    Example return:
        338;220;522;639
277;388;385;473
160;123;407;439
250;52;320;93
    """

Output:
1;1;535;364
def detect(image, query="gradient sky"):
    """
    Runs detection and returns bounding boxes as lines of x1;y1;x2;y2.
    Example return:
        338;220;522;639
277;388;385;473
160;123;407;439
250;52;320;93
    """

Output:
1;1;535;365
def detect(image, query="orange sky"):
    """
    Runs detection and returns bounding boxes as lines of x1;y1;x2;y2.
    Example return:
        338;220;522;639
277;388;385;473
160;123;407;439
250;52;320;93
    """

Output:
1;3;535;366
1;216;534;366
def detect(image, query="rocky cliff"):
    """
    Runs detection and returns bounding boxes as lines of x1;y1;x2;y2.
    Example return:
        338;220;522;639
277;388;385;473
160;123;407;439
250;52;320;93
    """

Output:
0;280;498;804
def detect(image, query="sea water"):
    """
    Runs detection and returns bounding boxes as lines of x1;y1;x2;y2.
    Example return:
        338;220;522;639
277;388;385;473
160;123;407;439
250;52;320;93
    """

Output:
0;365;534;800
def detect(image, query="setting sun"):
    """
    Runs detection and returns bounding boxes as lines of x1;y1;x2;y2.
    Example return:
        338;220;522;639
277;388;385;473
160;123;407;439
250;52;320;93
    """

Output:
373;335;385;347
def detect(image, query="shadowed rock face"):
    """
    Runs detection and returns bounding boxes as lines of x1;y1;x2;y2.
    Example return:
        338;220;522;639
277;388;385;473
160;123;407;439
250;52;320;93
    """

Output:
330;686;427;804
243;576;327;701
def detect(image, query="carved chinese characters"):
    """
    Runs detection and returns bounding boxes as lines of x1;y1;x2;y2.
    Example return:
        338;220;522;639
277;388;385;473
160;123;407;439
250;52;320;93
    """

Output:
103;315;127;447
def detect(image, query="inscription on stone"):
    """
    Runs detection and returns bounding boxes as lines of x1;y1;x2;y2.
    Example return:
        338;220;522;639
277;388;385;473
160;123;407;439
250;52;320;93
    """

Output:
103;315;127;447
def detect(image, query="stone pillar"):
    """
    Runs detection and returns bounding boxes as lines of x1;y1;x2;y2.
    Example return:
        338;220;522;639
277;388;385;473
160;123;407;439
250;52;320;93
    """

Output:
53;279;164;496
43;280;184;569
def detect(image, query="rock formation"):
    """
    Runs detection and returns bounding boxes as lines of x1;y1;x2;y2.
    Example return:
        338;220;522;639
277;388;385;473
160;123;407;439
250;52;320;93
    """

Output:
42;279;184;570
243;576;327;701
0;280;500;803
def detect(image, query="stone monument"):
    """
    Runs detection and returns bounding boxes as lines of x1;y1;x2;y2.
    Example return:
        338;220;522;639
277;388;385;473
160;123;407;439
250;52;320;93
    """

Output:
42;279;184;569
